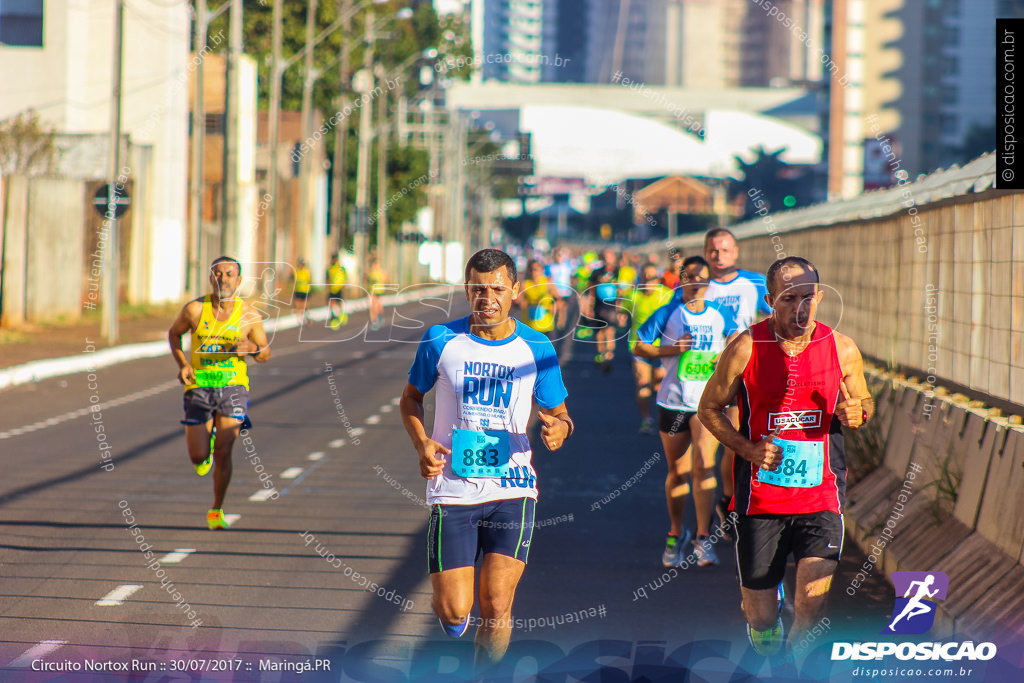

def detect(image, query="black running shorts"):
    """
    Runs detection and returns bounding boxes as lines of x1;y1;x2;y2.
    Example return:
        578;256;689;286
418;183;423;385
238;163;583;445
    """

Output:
181;386;249;425
735;511;844;590
658;406;696;435
427;498;536;573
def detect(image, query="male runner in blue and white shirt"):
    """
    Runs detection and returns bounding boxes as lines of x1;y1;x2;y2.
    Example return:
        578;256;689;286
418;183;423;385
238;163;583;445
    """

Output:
400;248;573;668
704;228;772;536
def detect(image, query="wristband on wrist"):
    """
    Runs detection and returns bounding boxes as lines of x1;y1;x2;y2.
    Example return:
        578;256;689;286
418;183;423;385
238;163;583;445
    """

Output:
250;346;261;357
559;415;574;438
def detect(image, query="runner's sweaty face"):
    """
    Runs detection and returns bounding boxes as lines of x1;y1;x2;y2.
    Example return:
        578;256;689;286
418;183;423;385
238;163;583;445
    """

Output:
768;264;823;339
209;262;241;300
465;267;520;330
704;234;738;277
680;263;709;302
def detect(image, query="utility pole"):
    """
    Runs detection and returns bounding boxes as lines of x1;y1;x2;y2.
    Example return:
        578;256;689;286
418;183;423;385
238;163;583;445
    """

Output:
104;0;125;344
353;9;375;288
332;0;352;256
299;0;318;264
376;68;388;280
268;0;282;268
221;0;242;256
190;0;208;295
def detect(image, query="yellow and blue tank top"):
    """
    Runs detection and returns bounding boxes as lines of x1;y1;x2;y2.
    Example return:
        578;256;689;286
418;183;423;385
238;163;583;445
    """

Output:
186;296;249;391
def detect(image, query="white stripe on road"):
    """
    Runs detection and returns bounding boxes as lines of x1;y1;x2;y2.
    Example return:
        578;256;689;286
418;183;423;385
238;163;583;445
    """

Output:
10;640;67;667
327;438;345;447
365;415;380;424
96;584;143;606
379;405;393;413
280;467;303;479
248;489;277;502
390;397;401;406
157;549;196;564
310;450;327;459
350;427;365;436
0;381;178;440
224;513;241;526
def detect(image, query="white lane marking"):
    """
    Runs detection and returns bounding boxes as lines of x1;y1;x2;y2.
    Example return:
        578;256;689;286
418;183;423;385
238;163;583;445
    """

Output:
350;427;366;436
280;467;303;479
0;380;178;440
157;549;196;564
327;438;345;448
224;513;241;526
379;405;393;413
96;584;143;606
248;489;277;502
310;450;328;459
390;397;401;406
10;640;67;667
365;415;381;424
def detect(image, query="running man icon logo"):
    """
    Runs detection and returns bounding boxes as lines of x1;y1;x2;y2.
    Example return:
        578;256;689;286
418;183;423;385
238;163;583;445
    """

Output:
883;571;949;634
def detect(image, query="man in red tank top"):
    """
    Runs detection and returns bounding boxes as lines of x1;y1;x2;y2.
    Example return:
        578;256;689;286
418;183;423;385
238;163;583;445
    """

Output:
698;256;874;657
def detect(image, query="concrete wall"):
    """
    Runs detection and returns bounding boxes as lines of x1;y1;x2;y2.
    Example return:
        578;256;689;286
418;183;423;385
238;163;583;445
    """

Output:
0;174;149;324
725;191;1023;407
652;186;1022;409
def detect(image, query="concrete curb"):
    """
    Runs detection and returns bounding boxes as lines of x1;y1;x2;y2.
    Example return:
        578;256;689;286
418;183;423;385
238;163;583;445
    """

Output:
0;285;453;391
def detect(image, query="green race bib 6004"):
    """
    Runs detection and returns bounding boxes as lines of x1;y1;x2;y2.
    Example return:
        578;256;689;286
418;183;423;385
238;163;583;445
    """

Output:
451;428;511;478
677;350;719;381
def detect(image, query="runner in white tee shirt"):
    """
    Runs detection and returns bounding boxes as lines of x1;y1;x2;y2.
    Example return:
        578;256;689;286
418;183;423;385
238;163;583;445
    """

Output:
704;228;772;538
400;249;573;671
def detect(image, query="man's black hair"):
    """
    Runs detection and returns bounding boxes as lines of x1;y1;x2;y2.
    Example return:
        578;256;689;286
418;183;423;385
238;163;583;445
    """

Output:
681;255;710;273
465;248;517;283
766;256;819;295
703;227;736;247
211;255;241;275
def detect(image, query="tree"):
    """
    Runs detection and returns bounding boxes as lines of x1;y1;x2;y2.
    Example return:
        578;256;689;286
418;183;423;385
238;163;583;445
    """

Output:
0;110;60;177
204;0;471;242
731;146;811;218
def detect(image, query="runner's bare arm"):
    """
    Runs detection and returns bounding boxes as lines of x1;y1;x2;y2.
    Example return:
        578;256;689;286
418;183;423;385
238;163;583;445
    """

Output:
400;382;451;478
835;332;873;428
237;304;271;361
633;334;692;359
698;333;756;458
168;301;201;385
537;402;571;451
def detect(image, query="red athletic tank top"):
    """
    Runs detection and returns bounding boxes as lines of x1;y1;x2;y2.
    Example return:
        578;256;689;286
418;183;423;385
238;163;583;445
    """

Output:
732;319;846;515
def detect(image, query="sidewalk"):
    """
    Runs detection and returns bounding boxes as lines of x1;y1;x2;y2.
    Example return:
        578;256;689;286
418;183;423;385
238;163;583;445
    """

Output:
0;304;180;370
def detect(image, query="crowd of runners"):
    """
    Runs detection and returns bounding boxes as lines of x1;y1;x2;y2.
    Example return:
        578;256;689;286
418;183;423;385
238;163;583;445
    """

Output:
168;232;872;673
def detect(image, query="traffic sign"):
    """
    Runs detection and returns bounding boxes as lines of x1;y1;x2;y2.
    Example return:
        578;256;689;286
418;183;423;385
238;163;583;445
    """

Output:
93;184;131;218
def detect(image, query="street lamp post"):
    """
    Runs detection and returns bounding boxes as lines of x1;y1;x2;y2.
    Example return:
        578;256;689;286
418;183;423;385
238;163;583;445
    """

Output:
353;9;375;290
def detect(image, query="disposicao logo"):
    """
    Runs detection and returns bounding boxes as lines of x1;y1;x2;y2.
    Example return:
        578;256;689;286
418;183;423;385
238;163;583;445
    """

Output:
884;571;948;635
831;570;996;663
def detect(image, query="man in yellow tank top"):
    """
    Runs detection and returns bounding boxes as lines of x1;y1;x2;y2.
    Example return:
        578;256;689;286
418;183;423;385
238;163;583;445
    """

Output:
326;254;348;328
292;257;313;324
168;256;271;529
517;260;562;339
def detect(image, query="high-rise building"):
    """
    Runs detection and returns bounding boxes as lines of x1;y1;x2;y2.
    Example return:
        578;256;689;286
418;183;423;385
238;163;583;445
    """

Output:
585;0;823;88
471;0;558;83
829;0;1024;199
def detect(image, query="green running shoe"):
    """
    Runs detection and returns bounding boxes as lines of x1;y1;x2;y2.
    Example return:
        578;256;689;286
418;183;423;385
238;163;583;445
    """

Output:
747;617;784;656
207;509;230;530
194;427;215;476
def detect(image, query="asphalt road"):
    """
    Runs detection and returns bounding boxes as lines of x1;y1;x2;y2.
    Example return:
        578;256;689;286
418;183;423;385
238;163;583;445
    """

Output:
0;294;897;683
